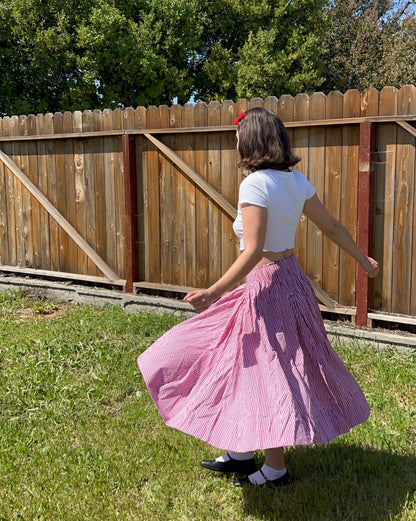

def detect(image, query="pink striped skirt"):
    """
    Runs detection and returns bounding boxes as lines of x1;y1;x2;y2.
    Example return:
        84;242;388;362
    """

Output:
137;255;370;452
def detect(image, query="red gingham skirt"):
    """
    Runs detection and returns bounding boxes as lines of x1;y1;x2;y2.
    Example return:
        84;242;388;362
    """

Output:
137;255;370;451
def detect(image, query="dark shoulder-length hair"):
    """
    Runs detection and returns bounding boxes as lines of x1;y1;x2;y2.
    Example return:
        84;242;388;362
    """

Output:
236;107;300;172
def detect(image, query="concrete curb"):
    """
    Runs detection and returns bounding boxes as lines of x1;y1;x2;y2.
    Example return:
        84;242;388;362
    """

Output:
1;274;415;354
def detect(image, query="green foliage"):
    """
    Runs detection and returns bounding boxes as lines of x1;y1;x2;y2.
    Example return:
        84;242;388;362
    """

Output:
321;0;416;92
194;0;327;101
1;0;416;115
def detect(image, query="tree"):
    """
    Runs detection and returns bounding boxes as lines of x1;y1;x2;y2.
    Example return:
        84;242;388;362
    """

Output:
193;0;328;102
76;0;202;108
320;0;416;92
0;0;202;115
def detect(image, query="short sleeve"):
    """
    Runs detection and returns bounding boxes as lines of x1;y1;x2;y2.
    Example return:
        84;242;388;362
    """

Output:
296;171;315;200
304;178;315;200
238;175;269;208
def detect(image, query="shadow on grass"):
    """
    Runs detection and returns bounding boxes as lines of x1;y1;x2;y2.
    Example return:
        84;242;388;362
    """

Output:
240;443;416;521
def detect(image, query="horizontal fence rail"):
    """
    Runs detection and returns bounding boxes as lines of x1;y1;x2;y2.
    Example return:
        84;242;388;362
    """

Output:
0;86;416;327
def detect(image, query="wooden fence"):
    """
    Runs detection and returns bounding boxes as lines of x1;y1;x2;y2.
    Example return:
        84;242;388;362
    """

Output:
0;86;416;327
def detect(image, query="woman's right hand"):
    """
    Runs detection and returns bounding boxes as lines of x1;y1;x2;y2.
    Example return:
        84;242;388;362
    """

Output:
360;256;379;278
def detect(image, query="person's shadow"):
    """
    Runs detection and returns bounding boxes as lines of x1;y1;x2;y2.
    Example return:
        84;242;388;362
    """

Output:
240;443;416;520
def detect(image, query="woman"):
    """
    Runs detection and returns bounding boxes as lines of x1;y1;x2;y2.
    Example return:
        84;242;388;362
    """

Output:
138;107;378;487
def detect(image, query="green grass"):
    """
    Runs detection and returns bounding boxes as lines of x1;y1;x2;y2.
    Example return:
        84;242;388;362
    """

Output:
0;290;415;521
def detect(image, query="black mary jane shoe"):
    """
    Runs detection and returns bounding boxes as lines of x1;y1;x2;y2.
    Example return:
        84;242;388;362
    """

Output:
200;453;256;474
234;469;290;488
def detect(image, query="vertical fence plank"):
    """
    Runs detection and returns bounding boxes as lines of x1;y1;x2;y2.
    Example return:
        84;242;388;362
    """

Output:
182;103;197;286
170;104;184;285
221;100;237;274
207;101;222;285
2;117;15;266
144;106;161;283
323;91;343;301
307;93;326;287
62;111;77;273
356;122;377;326
361;87;379;117
293;93;310;271
18;115;32;268
194;102;209;288
11;116;23;267
73;111;87;274
82;110;98;276
102;109;117;273
27;114;40;268
122;132;138;292
408;87;416;316
53;112;69;271
36;113;51;270
339;90;360;307
123;107;138;290
234;99;249;259
158;105;174;284
0;117;8;264
393;85;416;315
44;114;59;271
92;110;105;276
135;106;147;282
112;108;124;278
374;87;398;311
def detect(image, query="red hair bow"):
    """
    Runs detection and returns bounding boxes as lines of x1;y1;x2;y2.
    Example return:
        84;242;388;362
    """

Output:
233;112;246;125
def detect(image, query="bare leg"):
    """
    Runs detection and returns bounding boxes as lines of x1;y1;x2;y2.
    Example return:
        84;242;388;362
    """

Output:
264;447;285;470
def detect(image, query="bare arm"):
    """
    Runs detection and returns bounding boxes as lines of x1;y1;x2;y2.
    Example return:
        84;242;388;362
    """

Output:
184;204;267;312
302;194;379;278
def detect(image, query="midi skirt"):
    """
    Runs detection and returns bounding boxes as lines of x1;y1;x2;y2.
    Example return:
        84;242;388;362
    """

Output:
137;255;370;452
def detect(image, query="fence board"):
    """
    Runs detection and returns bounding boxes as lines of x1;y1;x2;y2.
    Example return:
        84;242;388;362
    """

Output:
339;90;360;307
113;108;125;278
374;87;398;311
207;101;222;285
182;103;197;286
0;117;7;264
323;91;343;301
62;111;78;274
392;86;416;315
2;118;15;265
158;105;174;284
102;109;118;273
134;106;146;282
27;114;41;268
221;100;237;274
82;111;97;276
10;116;23;268
293;93;310;270
307;93;326;286
194;102;209;288
18;116;32;269
170;104;184;285
35;114;50;270
143;106;161;283
91;110;105;276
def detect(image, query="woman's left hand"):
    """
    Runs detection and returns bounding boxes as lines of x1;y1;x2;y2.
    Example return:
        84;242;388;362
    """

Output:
184;289;215;313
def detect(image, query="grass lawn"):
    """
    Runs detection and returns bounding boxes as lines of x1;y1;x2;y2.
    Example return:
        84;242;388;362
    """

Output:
0;290;415;521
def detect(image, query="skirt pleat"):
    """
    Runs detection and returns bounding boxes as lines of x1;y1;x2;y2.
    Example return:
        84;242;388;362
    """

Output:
137;255;370;451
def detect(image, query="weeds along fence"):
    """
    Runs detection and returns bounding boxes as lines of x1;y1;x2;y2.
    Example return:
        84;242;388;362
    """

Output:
0;86;416;327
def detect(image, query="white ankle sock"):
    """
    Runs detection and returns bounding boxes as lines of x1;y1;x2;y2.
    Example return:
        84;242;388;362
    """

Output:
248;464;286;485
215;451;254;463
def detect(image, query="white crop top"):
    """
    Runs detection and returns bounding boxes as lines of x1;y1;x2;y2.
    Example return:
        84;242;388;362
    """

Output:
232;169;316;252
